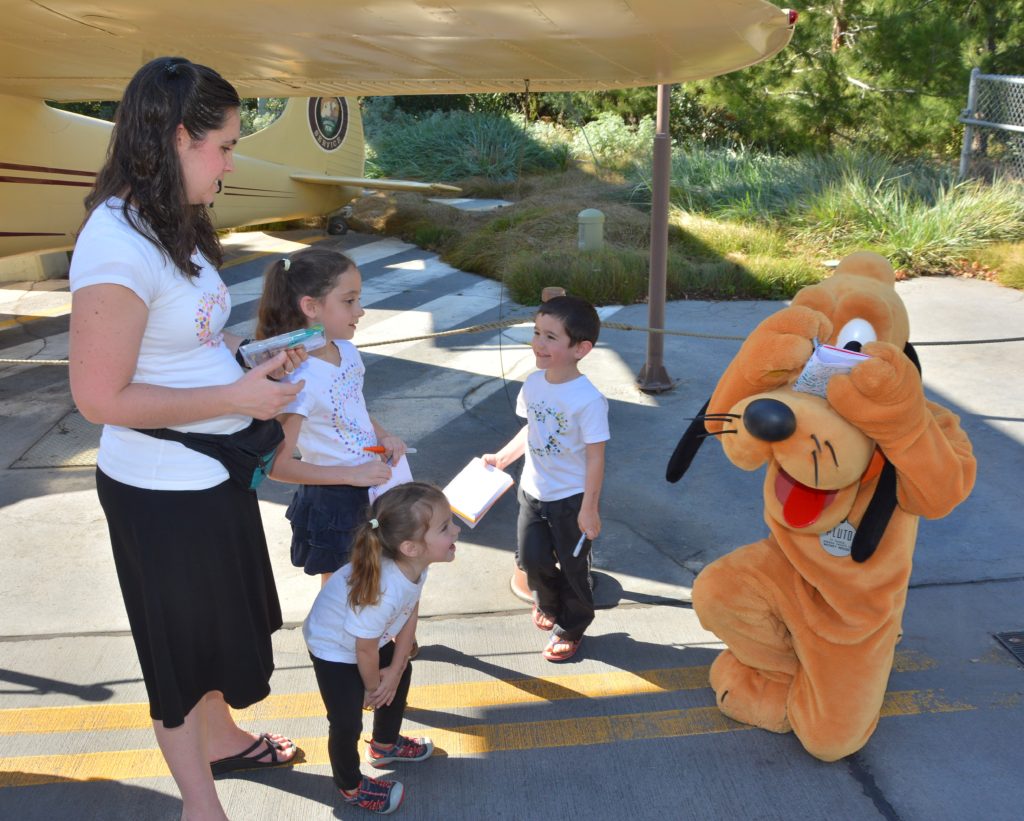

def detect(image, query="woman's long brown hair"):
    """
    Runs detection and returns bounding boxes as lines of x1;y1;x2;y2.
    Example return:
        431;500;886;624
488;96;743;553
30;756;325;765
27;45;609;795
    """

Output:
83;57;240;278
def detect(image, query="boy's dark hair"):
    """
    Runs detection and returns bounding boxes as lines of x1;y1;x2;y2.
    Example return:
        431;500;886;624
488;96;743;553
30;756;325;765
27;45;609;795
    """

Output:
536;295;600;346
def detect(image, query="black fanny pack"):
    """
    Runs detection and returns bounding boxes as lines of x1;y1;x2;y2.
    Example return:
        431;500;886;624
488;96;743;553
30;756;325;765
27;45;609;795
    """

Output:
134;418;285;491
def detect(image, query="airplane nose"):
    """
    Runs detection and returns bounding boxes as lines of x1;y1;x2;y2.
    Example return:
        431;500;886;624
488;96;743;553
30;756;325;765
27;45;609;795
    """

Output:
743;398;797;442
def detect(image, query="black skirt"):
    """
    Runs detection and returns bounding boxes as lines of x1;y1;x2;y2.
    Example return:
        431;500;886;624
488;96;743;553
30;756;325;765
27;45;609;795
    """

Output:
96;468;283;728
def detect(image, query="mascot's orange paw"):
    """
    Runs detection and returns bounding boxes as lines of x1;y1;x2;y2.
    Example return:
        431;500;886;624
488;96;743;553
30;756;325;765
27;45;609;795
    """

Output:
710;650;791;734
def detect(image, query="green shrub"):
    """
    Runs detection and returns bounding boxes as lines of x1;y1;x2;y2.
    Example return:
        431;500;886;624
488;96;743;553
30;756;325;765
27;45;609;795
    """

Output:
572;112;656;172
501;244;824;306
670;212;791;260
647;146;1024;277
970;242;1024;289
353;127;1024;303
364;110;566;182
503;247;650;305
799;176;1024;273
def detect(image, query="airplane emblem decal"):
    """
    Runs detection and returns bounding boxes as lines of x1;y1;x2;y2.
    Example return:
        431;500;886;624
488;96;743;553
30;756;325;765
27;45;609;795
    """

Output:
308;97;349;152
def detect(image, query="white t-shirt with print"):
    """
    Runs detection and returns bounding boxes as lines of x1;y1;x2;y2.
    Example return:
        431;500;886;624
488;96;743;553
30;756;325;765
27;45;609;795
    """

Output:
516;370;610;502
303;558;426;663
280;340;377;467
69;199;248;490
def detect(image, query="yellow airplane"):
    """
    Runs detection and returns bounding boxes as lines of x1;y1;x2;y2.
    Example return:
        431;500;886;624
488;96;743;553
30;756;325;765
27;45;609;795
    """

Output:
0;0;796;261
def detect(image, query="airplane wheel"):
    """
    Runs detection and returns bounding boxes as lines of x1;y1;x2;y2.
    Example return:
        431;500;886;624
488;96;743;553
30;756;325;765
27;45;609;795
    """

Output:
327;217;349;235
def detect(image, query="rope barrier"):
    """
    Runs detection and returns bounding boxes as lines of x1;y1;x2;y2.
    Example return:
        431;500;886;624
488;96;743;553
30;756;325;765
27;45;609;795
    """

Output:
0;357;70;366
1;321;1021;367
355;316;528;349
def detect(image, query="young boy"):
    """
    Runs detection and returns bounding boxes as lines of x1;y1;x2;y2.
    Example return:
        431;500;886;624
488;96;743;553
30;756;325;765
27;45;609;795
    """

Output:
483;296;609;662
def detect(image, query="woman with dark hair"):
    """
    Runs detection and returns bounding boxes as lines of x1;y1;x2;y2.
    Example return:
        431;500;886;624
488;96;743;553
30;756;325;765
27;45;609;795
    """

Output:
69;57;301;818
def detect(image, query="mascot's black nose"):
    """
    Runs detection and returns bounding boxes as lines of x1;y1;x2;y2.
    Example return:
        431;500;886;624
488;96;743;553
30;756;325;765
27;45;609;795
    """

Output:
743;398;797;442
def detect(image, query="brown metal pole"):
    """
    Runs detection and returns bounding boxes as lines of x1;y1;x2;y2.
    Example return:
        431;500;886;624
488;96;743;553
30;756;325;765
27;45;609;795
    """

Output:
637;84;674;392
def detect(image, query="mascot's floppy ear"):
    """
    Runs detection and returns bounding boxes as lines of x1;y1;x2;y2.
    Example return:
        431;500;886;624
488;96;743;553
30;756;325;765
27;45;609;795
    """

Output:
666;398;711;483
849;340;921;563
850;461;897;562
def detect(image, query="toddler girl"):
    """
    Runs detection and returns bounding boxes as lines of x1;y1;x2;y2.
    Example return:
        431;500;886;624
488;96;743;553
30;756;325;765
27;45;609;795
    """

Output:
304;482;459;814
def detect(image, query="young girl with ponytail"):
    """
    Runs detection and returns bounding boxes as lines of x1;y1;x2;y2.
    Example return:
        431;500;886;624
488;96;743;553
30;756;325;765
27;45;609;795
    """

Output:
303;482;459;814
256;247;408;584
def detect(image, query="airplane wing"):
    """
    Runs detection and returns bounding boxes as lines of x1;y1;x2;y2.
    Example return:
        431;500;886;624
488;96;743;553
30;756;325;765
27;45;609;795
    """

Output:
290;174;461;194
0;0;794;101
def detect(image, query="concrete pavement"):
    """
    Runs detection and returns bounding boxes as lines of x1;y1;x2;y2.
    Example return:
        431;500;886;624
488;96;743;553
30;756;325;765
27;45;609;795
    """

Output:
1;230;1022;819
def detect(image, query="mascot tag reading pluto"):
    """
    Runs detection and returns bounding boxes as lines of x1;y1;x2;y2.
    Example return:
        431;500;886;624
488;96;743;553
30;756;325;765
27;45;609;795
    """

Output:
668;252;976;761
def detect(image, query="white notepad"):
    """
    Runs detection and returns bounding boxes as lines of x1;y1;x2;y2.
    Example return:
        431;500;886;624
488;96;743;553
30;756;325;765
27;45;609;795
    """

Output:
442;457;514;528
369;455;413;504
793;342;869;397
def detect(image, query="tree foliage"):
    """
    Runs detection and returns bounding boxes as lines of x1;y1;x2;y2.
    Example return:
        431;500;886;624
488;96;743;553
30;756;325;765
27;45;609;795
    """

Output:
49;97;287;136
697;0;1024;155
47;100;118;120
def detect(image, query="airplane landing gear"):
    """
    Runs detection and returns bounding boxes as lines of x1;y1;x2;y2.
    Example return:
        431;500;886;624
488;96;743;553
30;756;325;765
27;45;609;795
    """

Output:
327;206;353;236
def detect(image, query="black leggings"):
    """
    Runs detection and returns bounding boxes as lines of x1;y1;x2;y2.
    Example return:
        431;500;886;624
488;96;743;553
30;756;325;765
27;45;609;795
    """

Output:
310;642;412;790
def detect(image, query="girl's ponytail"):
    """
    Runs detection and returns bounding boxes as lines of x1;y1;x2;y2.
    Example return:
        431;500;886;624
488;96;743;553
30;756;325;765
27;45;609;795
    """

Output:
348;521;385;609
255;258;297;339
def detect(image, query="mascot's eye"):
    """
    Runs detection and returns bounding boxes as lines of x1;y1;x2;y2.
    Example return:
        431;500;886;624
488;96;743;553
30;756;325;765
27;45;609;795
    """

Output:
836;318;876;352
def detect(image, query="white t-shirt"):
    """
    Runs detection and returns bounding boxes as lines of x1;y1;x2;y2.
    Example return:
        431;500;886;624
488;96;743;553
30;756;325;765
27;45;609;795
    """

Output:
280;340;377;467
69;199;249;490
303;558;426;663
516;371;610;502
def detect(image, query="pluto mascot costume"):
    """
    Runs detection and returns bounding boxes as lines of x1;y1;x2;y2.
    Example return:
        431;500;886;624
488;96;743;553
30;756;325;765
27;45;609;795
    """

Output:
667;252;975;761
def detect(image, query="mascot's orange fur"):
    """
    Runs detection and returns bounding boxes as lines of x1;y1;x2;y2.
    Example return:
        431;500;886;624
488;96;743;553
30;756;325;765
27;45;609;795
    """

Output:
668;252;976;761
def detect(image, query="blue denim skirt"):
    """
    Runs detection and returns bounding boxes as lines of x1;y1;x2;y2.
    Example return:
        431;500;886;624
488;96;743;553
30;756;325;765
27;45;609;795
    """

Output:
286;483;370;575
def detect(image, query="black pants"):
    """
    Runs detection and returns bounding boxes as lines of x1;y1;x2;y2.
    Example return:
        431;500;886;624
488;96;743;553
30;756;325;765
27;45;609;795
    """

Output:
310;642;412;790
516;488;594;641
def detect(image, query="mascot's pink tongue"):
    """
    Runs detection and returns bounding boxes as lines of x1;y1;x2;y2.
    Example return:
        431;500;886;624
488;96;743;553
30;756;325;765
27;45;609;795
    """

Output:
775;469;835;528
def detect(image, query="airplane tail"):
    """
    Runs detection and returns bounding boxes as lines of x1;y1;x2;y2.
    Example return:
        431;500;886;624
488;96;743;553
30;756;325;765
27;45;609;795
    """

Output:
238;96;365;177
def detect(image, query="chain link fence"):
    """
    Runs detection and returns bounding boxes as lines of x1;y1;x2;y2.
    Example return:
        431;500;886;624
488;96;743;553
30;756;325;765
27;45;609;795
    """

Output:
958;68;1024;181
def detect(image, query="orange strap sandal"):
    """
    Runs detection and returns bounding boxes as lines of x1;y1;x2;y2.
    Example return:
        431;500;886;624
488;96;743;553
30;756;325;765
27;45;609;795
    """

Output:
532;606;555;631
542;634;581;662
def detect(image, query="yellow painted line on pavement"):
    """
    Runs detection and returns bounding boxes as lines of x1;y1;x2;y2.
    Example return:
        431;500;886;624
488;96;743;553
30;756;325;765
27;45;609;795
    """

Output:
0;666;711;736
0;303;71;331
879;688;974;717
0;649;940;737
890;649;938;673
0;689;976;789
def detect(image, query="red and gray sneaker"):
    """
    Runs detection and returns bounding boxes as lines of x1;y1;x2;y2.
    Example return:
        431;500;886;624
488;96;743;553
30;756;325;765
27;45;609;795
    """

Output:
367;735;434;767
340;775;404;814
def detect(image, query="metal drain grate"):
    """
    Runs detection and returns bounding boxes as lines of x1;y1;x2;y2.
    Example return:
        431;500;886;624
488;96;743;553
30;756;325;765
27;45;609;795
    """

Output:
12;409;99;468
994;631;1024;666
